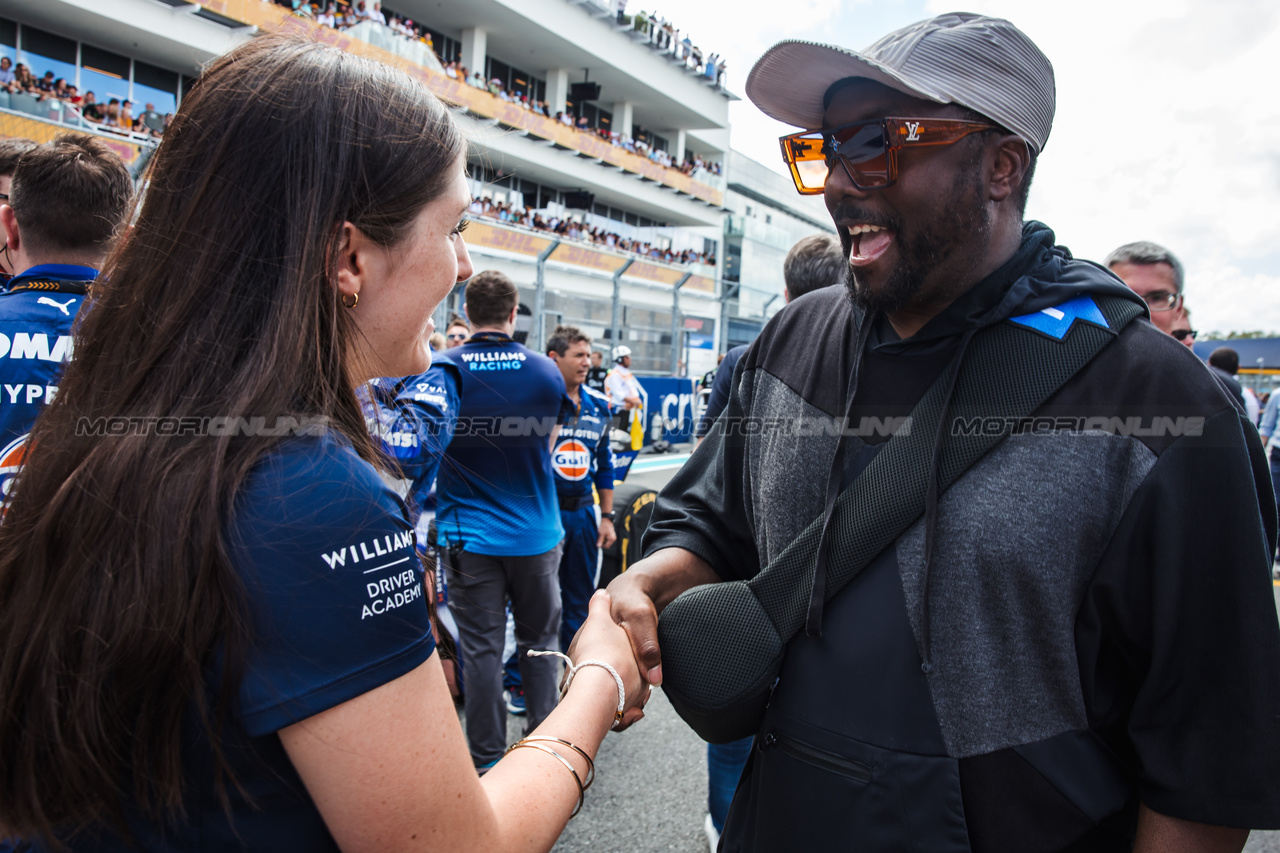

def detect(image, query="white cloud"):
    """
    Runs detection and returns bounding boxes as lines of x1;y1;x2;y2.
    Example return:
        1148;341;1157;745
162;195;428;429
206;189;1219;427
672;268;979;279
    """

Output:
679;0;1280;331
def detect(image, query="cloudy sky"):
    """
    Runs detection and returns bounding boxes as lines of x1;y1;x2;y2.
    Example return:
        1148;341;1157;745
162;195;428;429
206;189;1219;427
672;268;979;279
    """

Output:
668;0;1280;335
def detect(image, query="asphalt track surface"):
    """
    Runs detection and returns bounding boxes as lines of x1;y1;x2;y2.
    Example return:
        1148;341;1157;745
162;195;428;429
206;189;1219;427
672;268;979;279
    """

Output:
505;455;1280;853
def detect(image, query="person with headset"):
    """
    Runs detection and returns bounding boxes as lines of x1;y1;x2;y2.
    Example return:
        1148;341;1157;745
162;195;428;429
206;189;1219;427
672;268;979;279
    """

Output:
604;344;642;432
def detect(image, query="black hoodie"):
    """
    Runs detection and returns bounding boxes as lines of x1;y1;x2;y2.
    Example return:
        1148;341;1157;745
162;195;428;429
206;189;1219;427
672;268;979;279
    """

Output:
645;223;1280;851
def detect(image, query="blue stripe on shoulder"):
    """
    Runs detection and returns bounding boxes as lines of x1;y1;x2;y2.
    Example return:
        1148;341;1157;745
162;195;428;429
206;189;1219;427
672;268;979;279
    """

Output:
1009;294;1109;340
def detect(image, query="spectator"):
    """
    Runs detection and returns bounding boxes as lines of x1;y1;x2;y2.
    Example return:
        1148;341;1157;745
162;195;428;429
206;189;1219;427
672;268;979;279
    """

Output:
370;0;386;24
1105;240;1185;336
34;71;54;97
436;269;578;773
137;102;164;132
102;98;122;130
0;57;13;88
80;91;103;122
120;99;135;130
51;78;73;102
316;3;336;26
11;63;34;94
0;133;132;457
1208;347;1251;417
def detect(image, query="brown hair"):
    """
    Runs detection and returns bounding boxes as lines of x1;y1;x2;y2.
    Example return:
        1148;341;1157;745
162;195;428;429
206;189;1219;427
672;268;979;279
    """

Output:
547;324;590;357
0;34;463;843
0;136;36;177
464;269;519;328
9;134;133;255
782;234;845;301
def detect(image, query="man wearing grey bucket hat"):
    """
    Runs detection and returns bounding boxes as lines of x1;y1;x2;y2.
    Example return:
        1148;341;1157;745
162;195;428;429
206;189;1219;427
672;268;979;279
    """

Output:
608;12;1280;852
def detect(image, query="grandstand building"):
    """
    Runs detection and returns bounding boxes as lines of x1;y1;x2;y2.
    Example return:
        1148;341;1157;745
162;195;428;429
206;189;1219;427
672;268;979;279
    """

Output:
1;0;746;374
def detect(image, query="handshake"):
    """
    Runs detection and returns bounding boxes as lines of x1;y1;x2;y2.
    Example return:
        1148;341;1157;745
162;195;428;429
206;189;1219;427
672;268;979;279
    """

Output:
565;547;721;730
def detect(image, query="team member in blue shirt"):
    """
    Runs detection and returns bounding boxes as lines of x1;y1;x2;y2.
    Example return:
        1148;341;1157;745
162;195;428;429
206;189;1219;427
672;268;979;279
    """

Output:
436;269;579;771
0;133;131;498
501;325;618;714
545;325;616;650
0;38;643;852
365;353;462;518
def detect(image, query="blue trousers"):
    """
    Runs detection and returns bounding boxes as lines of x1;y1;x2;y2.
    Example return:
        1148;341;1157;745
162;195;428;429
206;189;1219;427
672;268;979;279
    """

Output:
708;737;753;832
558;504;600;651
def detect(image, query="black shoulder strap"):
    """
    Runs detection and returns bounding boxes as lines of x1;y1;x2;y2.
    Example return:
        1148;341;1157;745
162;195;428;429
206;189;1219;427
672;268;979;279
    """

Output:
747;294;1144;636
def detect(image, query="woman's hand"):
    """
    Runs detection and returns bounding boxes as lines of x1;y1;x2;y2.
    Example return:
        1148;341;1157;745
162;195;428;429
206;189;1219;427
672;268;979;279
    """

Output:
565;589;647;727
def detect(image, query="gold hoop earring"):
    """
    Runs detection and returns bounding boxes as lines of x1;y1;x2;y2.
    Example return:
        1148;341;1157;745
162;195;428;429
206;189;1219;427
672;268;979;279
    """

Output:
342;292;359;309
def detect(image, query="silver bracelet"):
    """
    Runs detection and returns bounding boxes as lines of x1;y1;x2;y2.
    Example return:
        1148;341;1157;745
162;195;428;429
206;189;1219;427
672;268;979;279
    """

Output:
526;649;626;726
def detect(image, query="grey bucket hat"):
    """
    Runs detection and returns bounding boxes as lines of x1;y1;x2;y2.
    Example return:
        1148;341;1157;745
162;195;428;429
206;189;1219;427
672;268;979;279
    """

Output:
745;12;1056;152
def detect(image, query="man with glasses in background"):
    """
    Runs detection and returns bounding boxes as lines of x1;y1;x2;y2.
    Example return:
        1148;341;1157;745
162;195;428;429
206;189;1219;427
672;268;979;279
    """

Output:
1105;241;1186;335
608;13;1280;851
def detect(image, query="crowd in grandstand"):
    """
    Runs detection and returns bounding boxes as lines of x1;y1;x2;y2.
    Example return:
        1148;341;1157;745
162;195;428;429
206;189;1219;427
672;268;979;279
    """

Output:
467;196;716;266
625;9;727;87
0;56;168;139
273;0;724;178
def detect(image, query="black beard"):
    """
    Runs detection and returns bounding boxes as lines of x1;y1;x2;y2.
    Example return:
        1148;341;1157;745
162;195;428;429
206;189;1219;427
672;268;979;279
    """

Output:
844;164;993;315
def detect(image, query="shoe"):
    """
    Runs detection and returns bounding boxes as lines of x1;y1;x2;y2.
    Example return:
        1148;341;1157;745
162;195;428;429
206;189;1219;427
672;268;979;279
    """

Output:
703;813;720;851
505;688;526;716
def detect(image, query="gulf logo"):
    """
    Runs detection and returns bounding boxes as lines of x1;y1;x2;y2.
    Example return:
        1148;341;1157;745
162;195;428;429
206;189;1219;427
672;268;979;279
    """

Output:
0;432;29;500
553;439;590;481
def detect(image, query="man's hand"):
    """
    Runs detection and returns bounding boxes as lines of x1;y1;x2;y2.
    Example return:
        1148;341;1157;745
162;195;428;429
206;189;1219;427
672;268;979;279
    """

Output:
596;516;617;549
605;547;720;729
623;395;641;411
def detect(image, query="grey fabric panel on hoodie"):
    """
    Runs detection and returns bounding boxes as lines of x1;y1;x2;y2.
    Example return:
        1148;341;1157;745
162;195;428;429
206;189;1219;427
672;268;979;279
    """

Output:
896;431;1156;758
742;368;858;568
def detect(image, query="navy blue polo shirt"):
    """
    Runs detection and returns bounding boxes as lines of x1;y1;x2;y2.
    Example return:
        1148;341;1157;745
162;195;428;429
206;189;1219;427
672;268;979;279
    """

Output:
49;433;435;851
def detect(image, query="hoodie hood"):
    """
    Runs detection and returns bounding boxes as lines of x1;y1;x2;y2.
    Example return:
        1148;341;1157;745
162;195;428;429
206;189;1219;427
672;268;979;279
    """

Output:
870;221;1148;355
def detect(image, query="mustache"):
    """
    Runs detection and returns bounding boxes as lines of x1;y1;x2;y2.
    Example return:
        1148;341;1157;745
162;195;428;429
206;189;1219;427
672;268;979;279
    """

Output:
830;201;899;233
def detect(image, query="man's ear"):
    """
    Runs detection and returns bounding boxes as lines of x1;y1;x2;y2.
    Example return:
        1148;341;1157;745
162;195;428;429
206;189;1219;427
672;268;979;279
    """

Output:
508;305;518;325
0;205;21;257
988;135;1032;205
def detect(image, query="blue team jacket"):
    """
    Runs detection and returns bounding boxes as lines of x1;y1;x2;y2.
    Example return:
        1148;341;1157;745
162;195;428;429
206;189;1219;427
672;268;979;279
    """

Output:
0;264;95;499
365;354;462;517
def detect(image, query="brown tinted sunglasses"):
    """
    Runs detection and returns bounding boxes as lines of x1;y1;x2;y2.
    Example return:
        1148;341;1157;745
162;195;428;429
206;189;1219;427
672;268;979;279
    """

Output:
780;117;997;194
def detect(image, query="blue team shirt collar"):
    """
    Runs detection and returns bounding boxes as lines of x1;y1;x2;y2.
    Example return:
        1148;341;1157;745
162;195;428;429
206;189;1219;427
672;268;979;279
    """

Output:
467;331;513;344
13;263;99;282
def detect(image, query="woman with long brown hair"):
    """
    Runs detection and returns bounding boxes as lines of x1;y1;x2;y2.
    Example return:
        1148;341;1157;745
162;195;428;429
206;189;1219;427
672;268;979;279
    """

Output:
0;35;643;852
